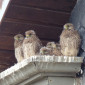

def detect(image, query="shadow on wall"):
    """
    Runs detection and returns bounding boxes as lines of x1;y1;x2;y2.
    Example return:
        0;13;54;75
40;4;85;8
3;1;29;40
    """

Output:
70;0;85;57
70;0;85;85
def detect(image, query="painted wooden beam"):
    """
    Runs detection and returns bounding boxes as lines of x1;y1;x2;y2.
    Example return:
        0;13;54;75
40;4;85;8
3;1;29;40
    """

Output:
5;5;70;26
11;0;77;12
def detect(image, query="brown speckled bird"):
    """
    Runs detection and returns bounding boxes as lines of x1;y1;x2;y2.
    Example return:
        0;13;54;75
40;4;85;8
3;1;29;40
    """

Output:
60;23;81;57
14;34;24;63
46;42;62;56
23;30;42;59
40;47;52;55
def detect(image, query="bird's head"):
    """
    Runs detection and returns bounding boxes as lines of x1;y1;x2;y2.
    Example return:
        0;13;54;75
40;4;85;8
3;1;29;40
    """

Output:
25;30;36;38
14;34;24;41
40;47;51;55
46;42;56;49
64;23;74;30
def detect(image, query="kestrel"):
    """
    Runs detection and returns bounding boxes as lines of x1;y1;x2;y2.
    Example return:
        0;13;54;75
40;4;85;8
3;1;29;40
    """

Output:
60;23;81;57
40;47;52;55
46;42;62;56
23;30;42;59
14;34;24;63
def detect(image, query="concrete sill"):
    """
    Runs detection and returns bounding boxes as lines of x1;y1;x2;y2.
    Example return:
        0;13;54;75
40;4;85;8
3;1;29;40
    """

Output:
0;56;83;85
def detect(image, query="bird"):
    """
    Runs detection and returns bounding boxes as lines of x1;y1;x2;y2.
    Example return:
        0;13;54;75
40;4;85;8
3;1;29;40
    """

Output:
14;34;24;63
40;47;52;55
46;42;62;56
23;30;42;59
60;23;81;57
46;42;56;49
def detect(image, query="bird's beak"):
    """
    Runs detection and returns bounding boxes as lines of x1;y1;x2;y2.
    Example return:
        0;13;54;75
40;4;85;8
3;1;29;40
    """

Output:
53;44;56;48
40;51;43;55
15;37;19;40
26;35;29;38
64;25;68;30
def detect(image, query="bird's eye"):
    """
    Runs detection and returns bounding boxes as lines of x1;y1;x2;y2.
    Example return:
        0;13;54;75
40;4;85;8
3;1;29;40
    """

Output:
18;36;21;39
49;44;51;46
44;50;48;54
67;25;70;28
29;33;32;36
67;25;69;27
26;34;32;37
43;50;46;52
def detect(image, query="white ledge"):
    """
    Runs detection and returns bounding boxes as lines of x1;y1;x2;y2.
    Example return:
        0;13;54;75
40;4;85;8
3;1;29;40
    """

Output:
0;55;83;85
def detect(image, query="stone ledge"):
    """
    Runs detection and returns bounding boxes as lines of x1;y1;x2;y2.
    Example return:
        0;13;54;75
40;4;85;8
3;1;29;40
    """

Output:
0;56;83;85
